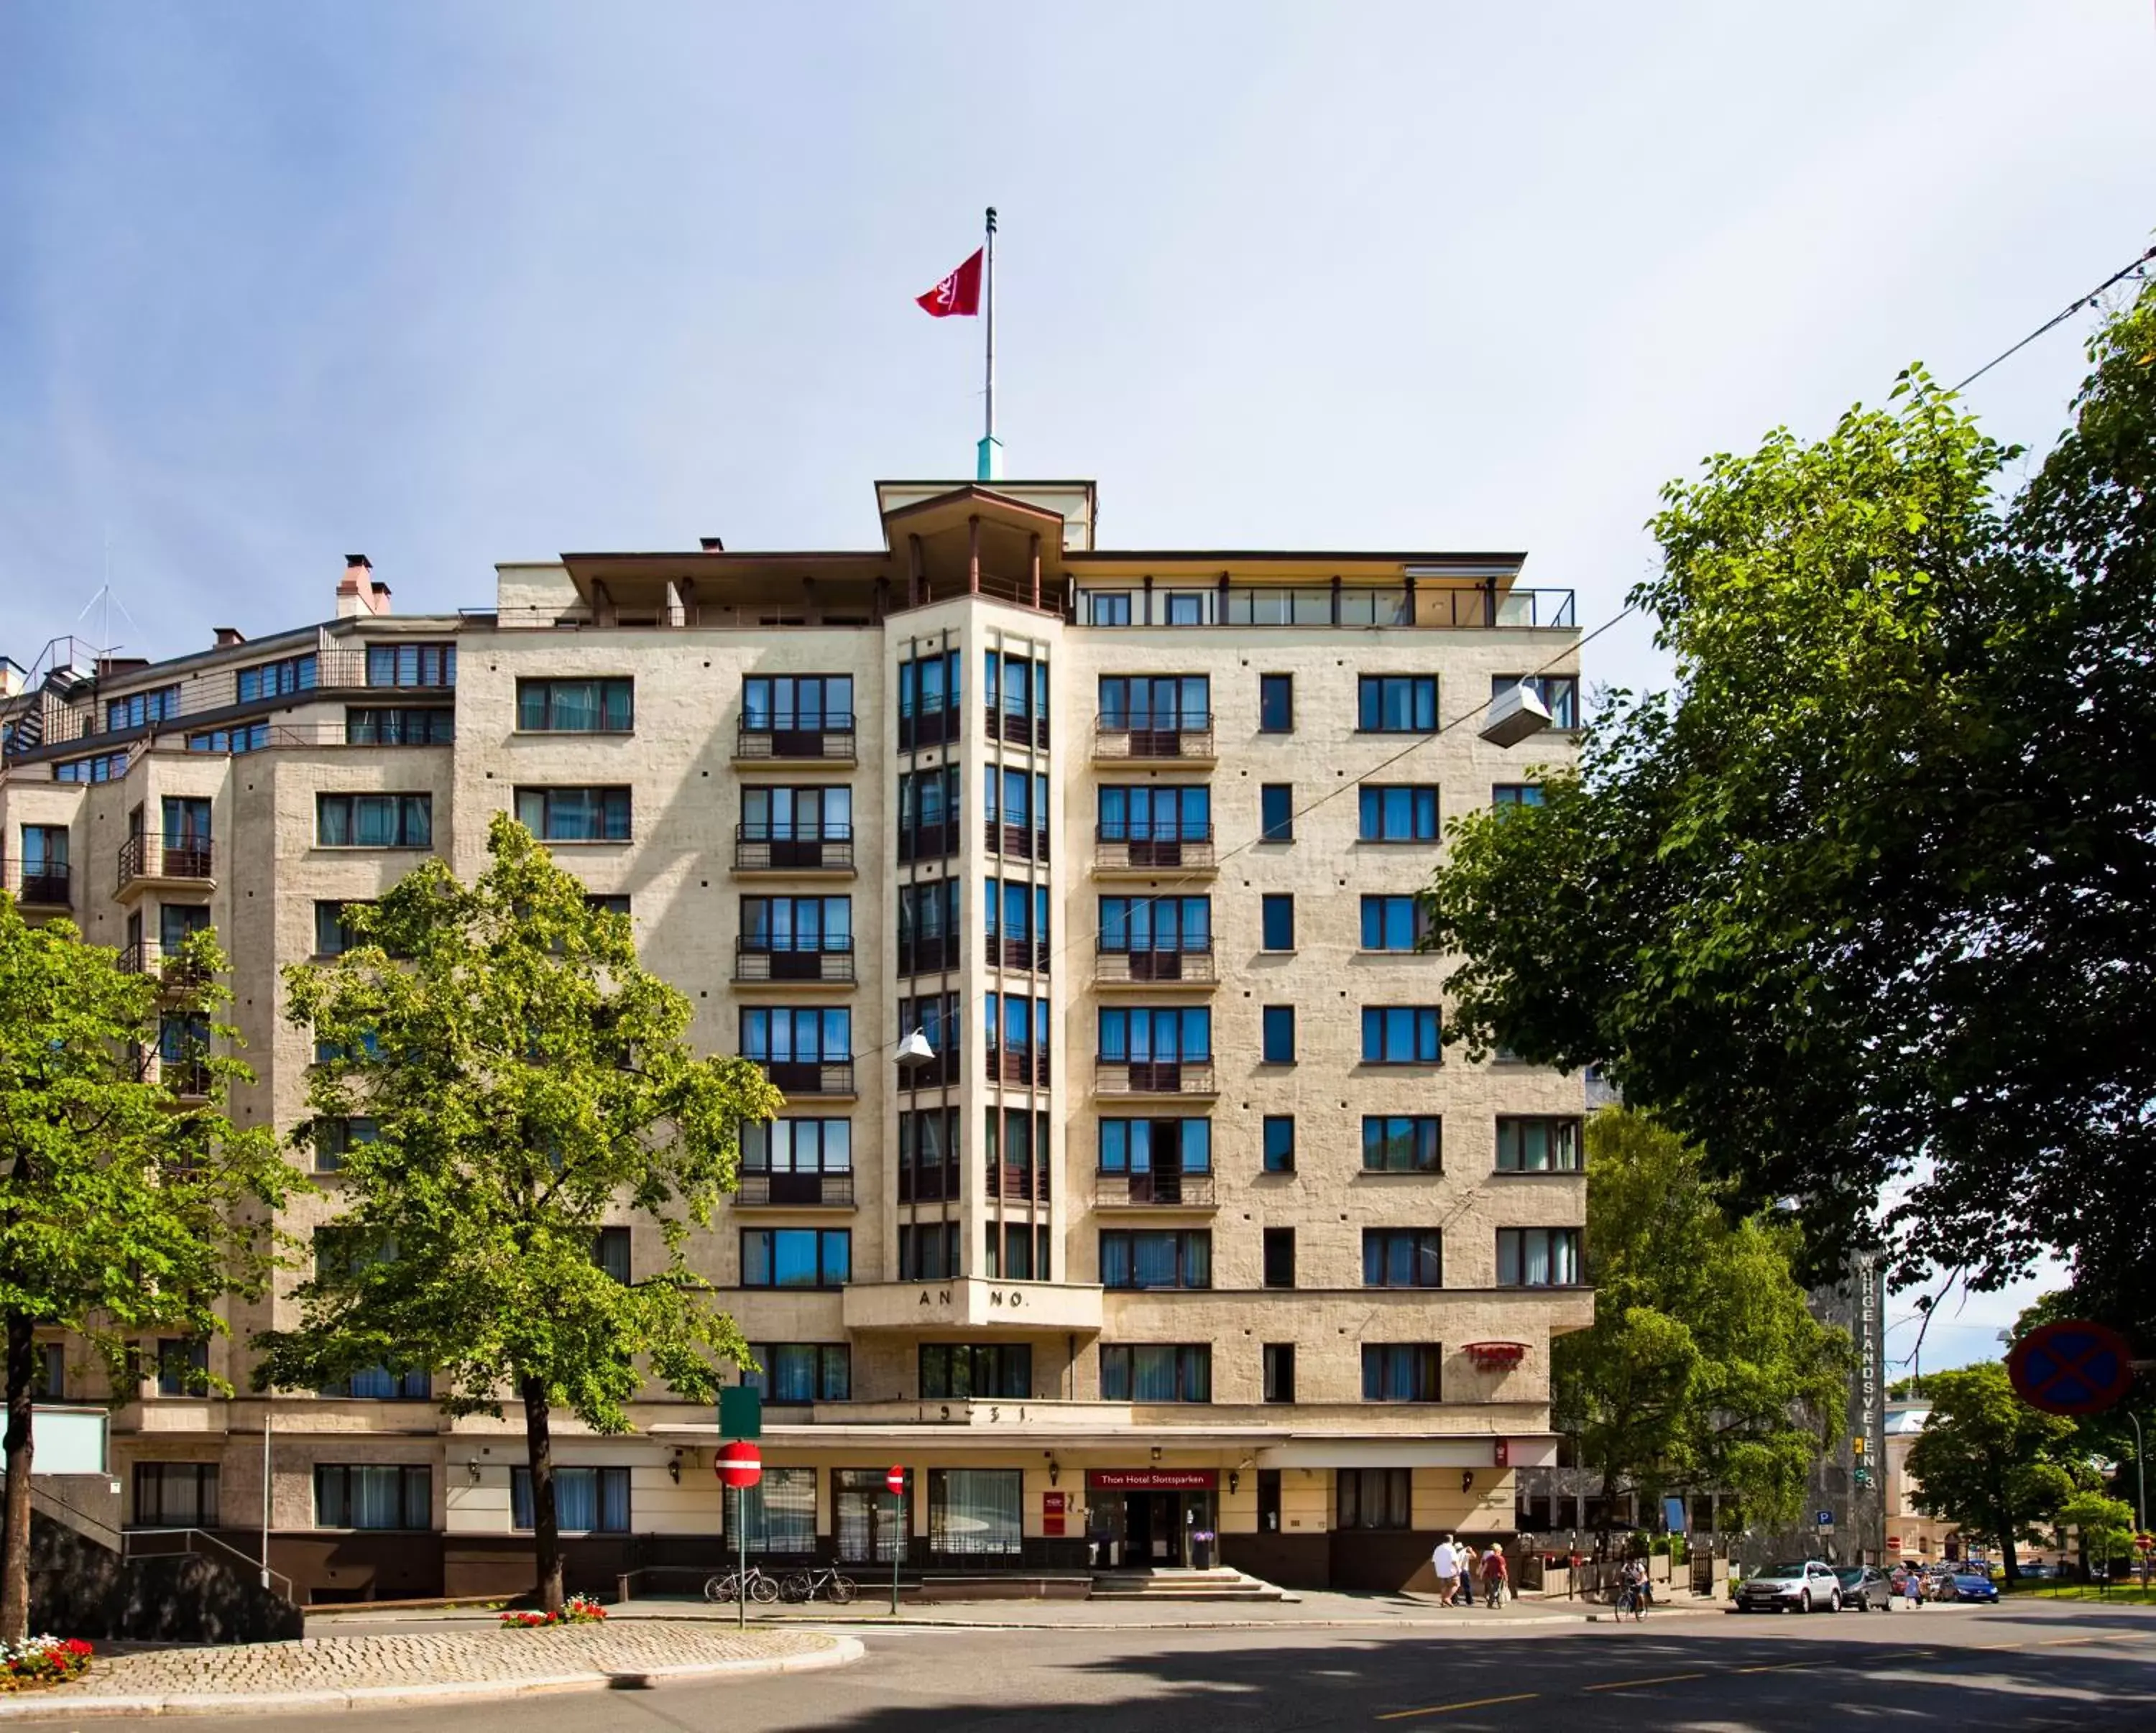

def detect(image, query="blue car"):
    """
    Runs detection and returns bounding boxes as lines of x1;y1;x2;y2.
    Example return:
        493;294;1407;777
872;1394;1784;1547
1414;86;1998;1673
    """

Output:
1950;1572;2000;1602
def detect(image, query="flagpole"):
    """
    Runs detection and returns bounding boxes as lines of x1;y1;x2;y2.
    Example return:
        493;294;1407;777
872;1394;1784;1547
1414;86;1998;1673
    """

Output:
979;206;999;481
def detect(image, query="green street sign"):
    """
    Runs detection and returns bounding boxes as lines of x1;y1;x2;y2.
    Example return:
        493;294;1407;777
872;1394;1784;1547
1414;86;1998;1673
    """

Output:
719;1385;763;1441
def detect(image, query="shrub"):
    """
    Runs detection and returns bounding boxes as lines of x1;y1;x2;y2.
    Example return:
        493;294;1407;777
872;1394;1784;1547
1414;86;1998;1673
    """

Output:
499;1594;606;1628
0;1637;93;1691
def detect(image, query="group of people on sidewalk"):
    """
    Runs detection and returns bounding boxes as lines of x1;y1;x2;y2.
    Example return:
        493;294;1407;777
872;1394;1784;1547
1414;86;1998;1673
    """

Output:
1427;1535;1511;1608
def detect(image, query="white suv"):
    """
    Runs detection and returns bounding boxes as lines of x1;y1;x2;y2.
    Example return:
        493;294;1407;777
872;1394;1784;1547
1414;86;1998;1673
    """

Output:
1735;1560;1843;1614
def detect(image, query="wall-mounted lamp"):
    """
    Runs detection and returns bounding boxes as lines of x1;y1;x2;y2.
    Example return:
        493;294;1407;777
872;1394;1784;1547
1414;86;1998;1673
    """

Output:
1150;1446;1162;1464
1461;1470;1475;1494
1048;1458;1061;1487
466;1458;482;1484
668;1454;682;1484
1227;1470;1240;1496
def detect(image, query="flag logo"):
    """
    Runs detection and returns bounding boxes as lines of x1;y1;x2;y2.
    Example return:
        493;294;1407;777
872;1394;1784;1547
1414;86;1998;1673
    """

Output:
917;248;985;318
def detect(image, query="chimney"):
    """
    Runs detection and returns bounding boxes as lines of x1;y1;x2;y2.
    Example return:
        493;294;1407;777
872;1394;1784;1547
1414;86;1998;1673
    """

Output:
699;537;724;552
336;554;389;618
213;627;247;649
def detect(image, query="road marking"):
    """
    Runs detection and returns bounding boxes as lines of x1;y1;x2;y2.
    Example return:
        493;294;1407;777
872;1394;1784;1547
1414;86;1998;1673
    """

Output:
1376;1693;1540;1720
1583;1672;1707;1691
1733;1661;1815;1674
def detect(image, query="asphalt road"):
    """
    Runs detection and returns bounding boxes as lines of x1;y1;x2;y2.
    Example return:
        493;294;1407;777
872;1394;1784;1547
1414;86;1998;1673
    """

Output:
14;1600;2155;1730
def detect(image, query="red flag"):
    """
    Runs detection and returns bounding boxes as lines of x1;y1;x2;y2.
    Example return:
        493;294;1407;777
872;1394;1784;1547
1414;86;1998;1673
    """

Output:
916;249;984;318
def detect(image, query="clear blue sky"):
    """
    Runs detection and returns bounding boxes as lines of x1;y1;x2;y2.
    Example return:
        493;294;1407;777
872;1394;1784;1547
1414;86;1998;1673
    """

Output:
3;1;2150;1365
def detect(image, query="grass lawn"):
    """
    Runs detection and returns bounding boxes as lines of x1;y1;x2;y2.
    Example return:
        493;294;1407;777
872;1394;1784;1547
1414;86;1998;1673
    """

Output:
2005;1581;2156;1605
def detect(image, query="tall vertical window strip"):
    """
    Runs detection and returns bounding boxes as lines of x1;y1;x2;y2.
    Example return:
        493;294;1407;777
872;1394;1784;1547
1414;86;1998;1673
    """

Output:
106;686;181;732
1362;1115;1442;1172
1498;1227;1583;1287
1359;785;1439;841
897;651;961;730
1262;1115;1296;1173
1496;1117;1583;1173
1357;675;1438;733
898;766;960;860
1259;785;1294;841
317;794;432;848
1258;673;1294;733
985;652;1049;726
236;654;318;702
897;882;960;974
1260;895;1295;951
1363;1229;1442;1288
366;644;456;689
1261;1006;1296;1063
1263;1343;1296;1403
898;1221;961;1280
1099;1344;1212;1402
517;678;632;731
1360;1006;1441;1063
514;787;631;842
1263;1228;1296;1288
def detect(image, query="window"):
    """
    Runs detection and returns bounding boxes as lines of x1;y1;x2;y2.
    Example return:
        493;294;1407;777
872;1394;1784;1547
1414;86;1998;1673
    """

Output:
1263;1227;1296;1290
157;1012;211;1093
738;1466;817;1553
1087;591;1133;626
515;786;631;843
1099;1229;1212;1290
1360;895;1429;951
982;1220;1049;1281
512;1466;628;1533
836;1469;910;1563
346;707;454;746
1258;674;1293;733
1263;1343;1296;1404
897;880;959;974
1259;784;1294;841
517;677;632;732
594;1226;632;1283
312;1116;378;1174
742;1228;851;1288
317;793;432;848
1096;1119;1212;1174
1496;1117;1583;1173
54;751;129;782
159;902;209;952
898;1107;959;1203
1262;1116;1296;1173
1337;1466;1411;1530
155;1336;208;1396
985;769;1051;858
898;766;960;861
237;653;317;703
985;993;1051;1081
746;1344;852;1403
1261;1006;1296;1063
1162;590;1208;626
185;722;270;755
1100;1344;1212;1403
1097;675;1209;731
1363;1344;1442;1402
37;1343;64;1400
1493;673;1578;730
744;1119;852;1174
743;675;853;731
920;1344;1031;1401
1363;1229;1442;1288
1358;675;1438;733
1097;1006;1211;1062
20;826;67;885
319;1365;430;1400
1260;895;1295;951
1361;1006;1441;1063
741;895;852;954
107;685;180;732
162;796;211;848
134;1463;218;1528
898;1220;962;1280
1097;785;1210;842
1359;785;1439;841
989;880;1054;956
1363;1115;1442;1173
897;651;962;749
313;900;372;956
895;992;960;1086
1498;1227;1583;1288
1493;784;1544;810
365;642;456;689
929;1468;1023;1556
738;1007;850;1063
586;894;632;919
985;651;1048;730
743;785;851;841
1097;895;1205;954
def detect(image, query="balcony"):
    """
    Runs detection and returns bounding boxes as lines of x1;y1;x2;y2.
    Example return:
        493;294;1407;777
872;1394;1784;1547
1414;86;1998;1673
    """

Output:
752;1059;855;1098
990;936;1050;974
897;820;962;864
1095;1059;1217;1098
898;1161;962;1203
987;1162;1051;1203
737;1170;855;1208
986;707;1050;751
897;934;962;977
1092;716;1215;765
733;827;855;875
843;1277;1103;1336
734;719;857;766
897;708;960;752
116;836;215;899
986;1048;1050;1089
733;940;856;986
1096;1170;1217;1209
119;941;211;990
1095;828;1216;876
1095;948;1216;989
0;855;70;909
985;822;1050;863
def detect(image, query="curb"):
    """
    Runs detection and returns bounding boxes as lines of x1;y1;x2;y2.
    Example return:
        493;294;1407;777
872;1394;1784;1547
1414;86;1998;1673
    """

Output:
0;1635;863;1720
701;1604;1730;1633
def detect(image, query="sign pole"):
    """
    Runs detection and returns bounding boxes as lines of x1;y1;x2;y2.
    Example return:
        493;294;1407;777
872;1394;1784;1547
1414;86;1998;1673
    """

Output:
737;1484;747;1632
887;1465;906;1617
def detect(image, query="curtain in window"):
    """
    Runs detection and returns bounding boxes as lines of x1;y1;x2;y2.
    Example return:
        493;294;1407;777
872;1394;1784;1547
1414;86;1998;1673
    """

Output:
929;1469;1022;1556
1133;1233;1178;1290
1130;1345;1177;1401
351;1465;405;1529
742;1466;817;1553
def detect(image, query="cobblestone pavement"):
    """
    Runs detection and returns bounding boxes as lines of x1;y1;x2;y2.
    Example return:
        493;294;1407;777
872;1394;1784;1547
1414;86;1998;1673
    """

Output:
53;1622;835;1698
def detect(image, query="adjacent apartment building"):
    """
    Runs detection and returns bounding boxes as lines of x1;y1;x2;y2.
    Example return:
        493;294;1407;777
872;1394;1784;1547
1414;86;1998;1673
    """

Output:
0;478;1590;1599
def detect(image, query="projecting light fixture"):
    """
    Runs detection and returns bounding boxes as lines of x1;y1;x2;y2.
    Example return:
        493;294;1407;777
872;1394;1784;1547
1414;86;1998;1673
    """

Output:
1479;682;1552;748
895;1028;937;1068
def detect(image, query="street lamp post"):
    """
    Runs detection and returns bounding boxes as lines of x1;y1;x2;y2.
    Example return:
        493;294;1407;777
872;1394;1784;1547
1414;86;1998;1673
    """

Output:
2128;1410;2147;1538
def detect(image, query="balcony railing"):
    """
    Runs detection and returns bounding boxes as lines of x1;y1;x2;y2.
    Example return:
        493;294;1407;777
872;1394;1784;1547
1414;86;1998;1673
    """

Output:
992;936;1050;974
897;933;962;977
1097;1170;1216;1208
985;822;1051;862
1095;947;1217;986
737;1170;855;1207
988;1162;1050;1203
735;720;857;763
1095;1058;1217;1096
117;836;214;892
0;855;70;907
734;827;854;873
898;708;960;752
1092;716;1215;762
898;1162;962;1203
986;708;1050;750
734;940;856;984
986;1048;1050;1089
156;1057;211;1099
1095;828;1216;872
752;1059;855;1096
119;941;211;987
898;820;962;864
897;1048;962;1091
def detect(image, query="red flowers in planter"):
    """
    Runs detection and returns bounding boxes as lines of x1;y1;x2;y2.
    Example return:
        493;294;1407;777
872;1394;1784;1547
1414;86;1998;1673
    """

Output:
499;1594;607;1627
0;1636;94;1690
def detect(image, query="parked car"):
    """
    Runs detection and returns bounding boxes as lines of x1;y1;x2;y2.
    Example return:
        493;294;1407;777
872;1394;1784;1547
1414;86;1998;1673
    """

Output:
1736;1561;1843;1614
1833;1566;1893;1611
1950;1572;2001;1603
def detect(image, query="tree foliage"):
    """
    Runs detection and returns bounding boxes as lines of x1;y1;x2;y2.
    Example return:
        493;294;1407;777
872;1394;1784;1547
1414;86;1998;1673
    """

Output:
2055;1489;2136;1573
0;897;287;1640
1904;1362;2083;1584
1553;1111;1851;1531
1424;283;2156;1331
253;816;781;1613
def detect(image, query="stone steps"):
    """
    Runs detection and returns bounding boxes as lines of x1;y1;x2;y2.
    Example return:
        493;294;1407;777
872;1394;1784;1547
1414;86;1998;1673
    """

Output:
1089;1568;1290;1602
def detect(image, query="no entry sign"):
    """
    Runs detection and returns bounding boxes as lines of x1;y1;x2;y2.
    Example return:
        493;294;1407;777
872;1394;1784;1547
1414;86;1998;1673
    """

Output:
886;1465;906;1496
2007;1319;2134;1416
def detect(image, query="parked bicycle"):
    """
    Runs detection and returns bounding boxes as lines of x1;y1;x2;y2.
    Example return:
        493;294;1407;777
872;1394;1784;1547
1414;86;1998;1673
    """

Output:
705;1566;781;1604
780;1565;858;1604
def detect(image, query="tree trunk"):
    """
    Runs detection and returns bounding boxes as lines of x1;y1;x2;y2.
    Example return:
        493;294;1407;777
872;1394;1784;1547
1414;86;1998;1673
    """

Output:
1;1310;38;1645
520;1374;564;1617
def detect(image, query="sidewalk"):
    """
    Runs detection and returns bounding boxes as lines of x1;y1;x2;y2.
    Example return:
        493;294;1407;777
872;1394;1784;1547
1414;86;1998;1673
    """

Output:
3;1623;858;1719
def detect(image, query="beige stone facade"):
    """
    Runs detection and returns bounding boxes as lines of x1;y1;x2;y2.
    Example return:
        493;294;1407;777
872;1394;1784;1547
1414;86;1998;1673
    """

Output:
0;479;1589;1597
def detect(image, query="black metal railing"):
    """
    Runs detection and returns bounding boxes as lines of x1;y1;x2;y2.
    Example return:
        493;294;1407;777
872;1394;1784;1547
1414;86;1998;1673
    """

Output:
733;827;855;872
898;708;960;752
1095;1058;1217;1095
1095;948;1217;984
1098;1170;1216;1207
897;933;962;977
898;1162;962;1203
897;1048;962;1091
753;1059;855;1096
118;836;214;892
734;940;856;983
898;820;962;864
0;855;70;907
1095;827;1216;871
985;822;1050;862
737;1170;855;1207
735;720;857;762
118;941;211;987
992;937;1051;974
985;1048;1050;1089
989;1162;1050;1202
987;708;1050;749
1092;716;1215;761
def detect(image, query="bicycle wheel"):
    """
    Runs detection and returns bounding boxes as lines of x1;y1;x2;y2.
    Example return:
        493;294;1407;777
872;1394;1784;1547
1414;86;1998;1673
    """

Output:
829;1574;857;1604
706;1573;737;1604
750;1572;780;1604
780;1571;814;1603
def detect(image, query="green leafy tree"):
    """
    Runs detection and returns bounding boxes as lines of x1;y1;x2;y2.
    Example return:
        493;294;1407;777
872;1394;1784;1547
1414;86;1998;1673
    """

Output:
1554;1111;1851;1532
1905;1362;2081;1584
2055;1489;2135;1581
254;816;780;1615
1424;283;2156;1331
0;897;287;1642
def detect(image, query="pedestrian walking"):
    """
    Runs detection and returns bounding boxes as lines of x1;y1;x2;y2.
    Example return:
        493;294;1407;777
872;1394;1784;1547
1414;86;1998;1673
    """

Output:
1457;1540;1480;1607
1483;1545;1509;1608
1430;1534;1459;1607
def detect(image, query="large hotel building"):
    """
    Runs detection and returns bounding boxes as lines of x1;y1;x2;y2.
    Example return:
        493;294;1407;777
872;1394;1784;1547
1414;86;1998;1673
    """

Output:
0;478;1588;1600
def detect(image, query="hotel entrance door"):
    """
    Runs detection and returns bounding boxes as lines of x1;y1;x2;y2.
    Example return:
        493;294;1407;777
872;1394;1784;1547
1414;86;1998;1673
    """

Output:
1086;1470;1221;1569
